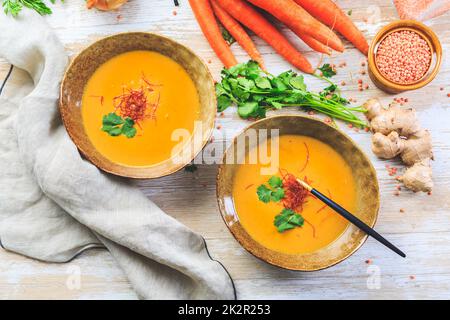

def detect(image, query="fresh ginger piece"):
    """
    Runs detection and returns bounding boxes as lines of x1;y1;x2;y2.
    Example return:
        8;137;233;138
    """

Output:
363;99;433;192
372;131;404;159
400;160;433;193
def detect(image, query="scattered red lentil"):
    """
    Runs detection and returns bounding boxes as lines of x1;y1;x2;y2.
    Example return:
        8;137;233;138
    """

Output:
410;275;416;280
440;87;444;91
394;190;400;196
364;127;370;132
376;30;432;84
447;93;450;97
173;10;177;16
400;208;405;213
365;259;372;264
217;124;222;130
341;81;346;86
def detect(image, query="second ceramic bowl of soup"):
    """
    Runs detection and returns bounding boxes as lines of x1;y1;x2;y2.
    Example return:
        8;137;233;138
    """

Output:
60;32;216;178
217;115;379;271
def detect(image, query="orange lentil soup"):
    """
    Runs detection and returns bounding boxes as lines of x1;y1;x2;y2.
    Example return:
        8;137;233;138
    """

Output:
232;135;356;254
82;50;200;167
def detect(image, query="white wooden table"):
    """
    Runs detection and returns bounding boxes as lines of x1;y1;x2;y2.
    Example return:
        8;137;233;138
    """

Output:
1;0;449;300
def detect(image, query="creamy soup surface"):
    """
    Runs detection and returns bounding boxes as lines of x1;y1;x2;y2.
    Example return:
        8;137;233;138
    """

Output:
82;50;200;167
232;135;357;254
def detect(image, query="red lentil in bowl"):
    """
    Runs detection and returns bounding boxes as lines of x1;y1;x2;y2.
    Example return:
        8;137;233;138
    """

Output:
376;30;432;85
368;20;442;93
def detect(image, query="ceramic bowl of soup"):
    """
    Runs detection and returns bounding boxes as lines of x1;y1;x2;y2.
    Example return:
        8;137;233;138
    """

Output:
60;32;215;178
217;115;379;271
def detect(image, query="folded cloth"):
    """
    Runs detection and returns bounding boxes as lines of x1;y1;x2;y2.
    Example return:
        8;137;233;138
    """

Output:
0;11;235;300
393;0;450;20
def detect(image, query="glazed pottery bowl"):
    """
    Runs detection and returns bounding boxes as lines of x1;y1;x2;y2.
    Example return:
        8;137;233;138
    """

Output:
216;115;379;271
60;32;215;178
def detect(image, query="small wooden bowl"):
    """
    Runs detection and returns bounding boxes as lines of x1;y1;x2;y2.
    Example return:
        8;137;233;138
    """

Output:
368;20;442;94
216;116;380;271
60;32;216;179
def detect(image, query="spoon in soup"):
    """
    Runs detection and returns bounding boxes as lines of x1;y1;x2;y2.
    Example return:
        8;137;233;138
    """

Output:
296;178;406;258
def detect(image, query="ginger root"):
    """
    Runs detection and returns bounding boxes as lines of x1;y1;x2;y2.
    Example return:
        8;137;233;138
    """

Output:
363;99;433;192
86;0;128;11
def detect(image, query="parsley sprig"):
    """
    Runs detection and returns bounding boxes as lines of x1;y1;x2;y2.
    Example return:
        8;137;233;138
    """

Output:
216;60;367;126
2;0;61;17
257;176;305;233
101;113;137;138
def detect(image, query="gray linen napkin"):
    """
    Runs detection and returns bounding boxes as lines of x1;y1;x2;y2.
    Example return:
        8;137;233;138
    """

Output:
0;11;235;300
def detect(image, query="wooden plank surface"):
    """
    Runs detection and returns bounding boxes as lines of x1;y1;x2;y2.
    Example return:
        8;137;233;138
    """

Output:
0;0;449;300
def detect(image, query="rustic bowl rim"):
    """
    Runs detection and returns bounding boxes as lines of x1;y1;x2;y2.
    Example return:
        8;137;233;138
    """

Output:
368;20;442;92
59;31;216;179
216;115;380;271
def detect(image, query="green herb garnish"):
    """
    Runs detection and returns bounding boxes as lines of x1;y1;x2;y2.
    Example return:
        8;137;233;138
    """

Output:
257;176;285;203
216;60;367;126
2;0;61;17
347;9;353;16
101;113;137;138
318;63;337;78
274;208;304;233
257;176;308;233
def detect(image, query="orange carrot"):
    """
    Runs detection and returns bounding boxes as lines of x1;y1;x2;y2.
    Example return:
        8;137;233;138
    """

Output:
246;0;344;52
293;0;369;55
210;0;265;69
188;0;238;68
216;0;313;73
296;32;332;55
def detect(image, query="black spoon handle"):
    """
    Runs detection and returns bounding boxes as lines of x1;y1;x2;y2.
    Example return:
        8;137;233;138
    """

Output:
310;188;406;258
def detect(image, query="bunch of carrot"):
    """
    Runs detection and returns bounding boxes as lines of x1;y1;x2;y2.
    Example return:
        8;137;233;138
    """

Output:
188;0;368;74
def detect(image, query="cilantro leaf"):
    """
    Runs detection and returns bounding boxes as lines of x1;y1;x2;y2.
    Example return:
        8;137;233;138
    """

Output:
101;113;137;138
255;77;272;90
271;188;285;202
238;101;259;118
121;118;137;138
268;176;283;188
274;208;304;233
103;113;124;126
319;64;337;78
257;184;272;203
289;76;306;91
217;95;232;112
